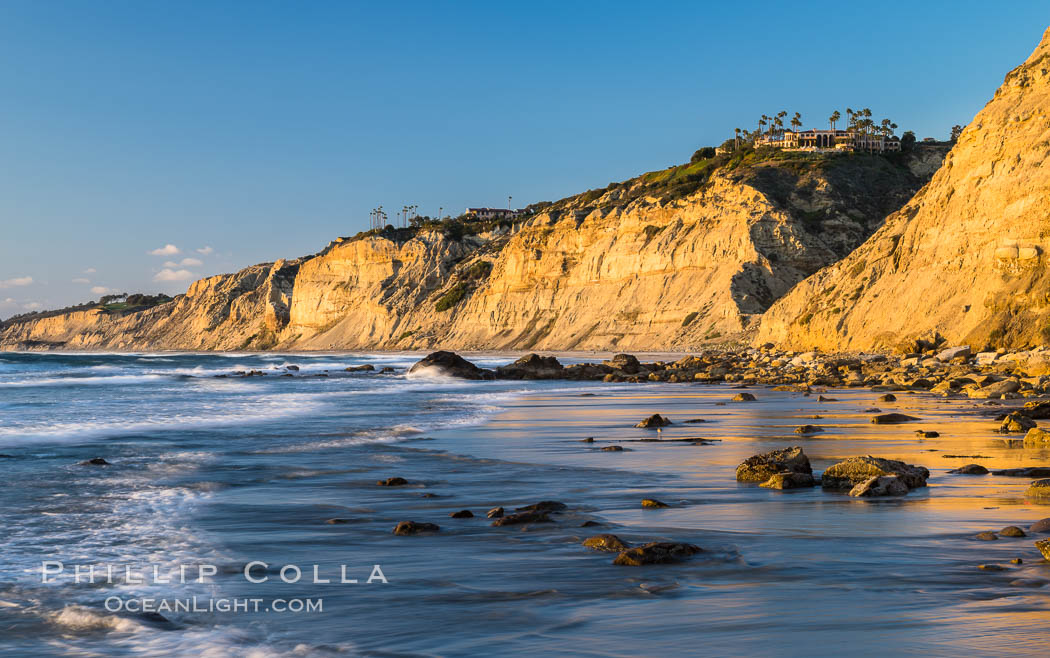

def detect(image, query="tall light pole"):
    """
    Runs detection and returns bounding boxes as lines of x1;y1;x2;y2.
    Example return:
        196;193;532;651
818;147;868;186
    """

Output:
507;195;512;210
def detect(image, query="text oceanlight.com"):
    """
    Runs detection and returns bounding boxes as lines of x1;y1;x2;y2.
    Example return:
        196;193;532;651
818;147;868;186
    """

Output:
40;561;389;584
104;596;324;614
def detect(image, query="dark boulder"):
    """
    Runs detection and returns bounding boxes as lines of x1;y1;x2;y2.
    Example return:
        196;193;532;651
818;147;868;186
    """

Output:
486;507;504;518
516;501;567;513
495;354;565;380
760;472;816;489
871;413;921;424
732;392;757;402
449;510;474;519
79;457;111;466
992;467;1050;477
582;534;630;552
1037;538;1050;560
641;498;669;508
1000;412;1037;434
849;475;909;497
377;477;409;486
821;456;929;490
1029;518;1050;534
949;464;989;475
794;425;823;435
736;446;811;483
612;542;702;566
345;364;375;372
603;353;641;374
408;351;495;380
1000;526;1026;537
393;521;439;535
491;511;552;526
636;414;672;428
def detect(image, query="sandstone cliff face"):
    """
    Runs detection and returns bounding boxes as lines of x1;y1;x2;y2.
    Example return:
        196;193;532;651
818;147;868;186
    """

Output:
756;27;1050;352
1;148;941;352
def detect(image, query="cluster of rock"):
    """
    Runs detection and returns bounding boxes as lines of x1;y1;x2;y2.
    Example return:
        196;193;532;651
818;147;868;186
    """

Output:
406;347;1050;392
735;447;930;497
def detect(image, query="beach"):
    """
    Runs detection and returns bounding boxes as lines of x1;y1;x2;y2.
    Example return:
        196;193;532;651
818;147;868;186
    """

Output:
2;352;1049;656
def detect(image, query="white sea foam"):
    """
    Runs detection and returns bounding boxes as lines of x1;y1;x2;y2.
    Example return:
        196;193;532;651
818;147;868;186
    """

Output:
0;374;170;388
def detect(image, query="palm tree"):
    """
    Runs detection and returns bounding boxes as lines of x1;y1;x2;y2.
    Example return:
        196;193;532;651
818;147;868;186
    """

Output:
758;115;769;138
829;110;840;131
791;112;802;133
734;127;741;150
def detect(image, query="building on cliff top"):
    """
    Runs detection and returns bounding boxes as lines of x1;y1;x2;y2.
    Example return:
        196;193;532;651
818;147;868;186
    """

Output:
755;129;900;153
464;207;520;220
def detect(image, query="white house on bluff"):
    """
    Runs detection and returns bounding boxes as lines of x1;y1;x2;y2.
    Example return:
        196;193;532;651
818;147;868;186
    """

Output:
755;129;900;153
464;207;520;220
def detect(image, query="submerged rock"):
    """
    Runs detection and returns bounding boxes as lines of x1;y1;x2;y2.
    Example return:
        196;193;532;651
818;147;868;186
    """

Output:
377;477;409;486
949;464;989;475
583;534;630;552
849;475;909;497
1030;518;1050;534
491;511;552;526
449;510;474;519
1000;526;1026;537
635;414;672;428
877;393;897;402
915;430;940;438
486;507;504;519
870;413;921;424
641;498;669;508
975;531;999;541
516;501;567;513
393;521;439;535
612;542;702;566
79;457;111;466
991;467;1050;477
736;446;811;483
408;351;495;380
794;424;823;435
345;364;375;372
601;445;624;452
821;456;929;490
731;392;757;402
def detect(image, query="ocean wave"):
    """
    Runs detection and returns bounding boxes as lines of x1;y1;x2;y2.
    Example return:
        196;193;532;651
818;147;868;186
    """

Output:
0;393;326;446
0;374;172;388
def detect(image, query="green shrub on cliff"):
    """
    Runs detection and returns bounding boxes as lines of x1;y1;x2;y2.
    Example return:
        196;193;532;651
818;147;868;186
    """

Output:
435;282;468;312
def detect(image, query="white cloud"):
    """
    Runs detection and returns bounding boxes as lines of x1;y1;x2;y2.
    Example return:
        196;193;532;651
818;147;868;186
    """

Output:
179;257;203;267
3;297;15;304
22;302;43;311
154;268;195;282
91;286;113;295
0;276;33;288
196;246;214;255
84;268;96;274
72;277;90;284
163;261;179;268
149;244;180;256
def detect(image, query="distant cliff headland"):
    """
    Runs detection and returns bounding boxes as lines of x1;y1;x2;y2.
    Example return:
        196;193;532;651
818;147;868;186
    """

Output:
6;26;1050;354
1;142;944;352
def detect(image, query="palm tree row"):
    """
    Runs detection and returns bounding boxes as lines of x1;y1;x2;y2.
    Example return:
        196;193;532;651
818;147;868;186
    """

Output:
734;108;897;148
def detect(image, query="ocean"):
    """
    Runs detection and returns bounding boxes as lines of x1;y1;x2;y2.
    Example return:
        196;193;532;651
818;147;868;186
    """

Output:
1;351;1048;656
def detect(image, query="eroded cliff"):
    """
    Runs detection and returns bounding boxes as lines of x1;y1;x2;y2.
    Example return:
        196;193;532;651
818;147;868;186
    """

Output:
1;146;943;352
756;27;1050;351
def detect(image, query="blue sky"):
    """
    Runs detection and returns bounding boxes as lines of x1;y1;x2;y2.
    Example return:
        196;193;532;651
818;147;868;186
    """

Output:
1;1;1046;316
